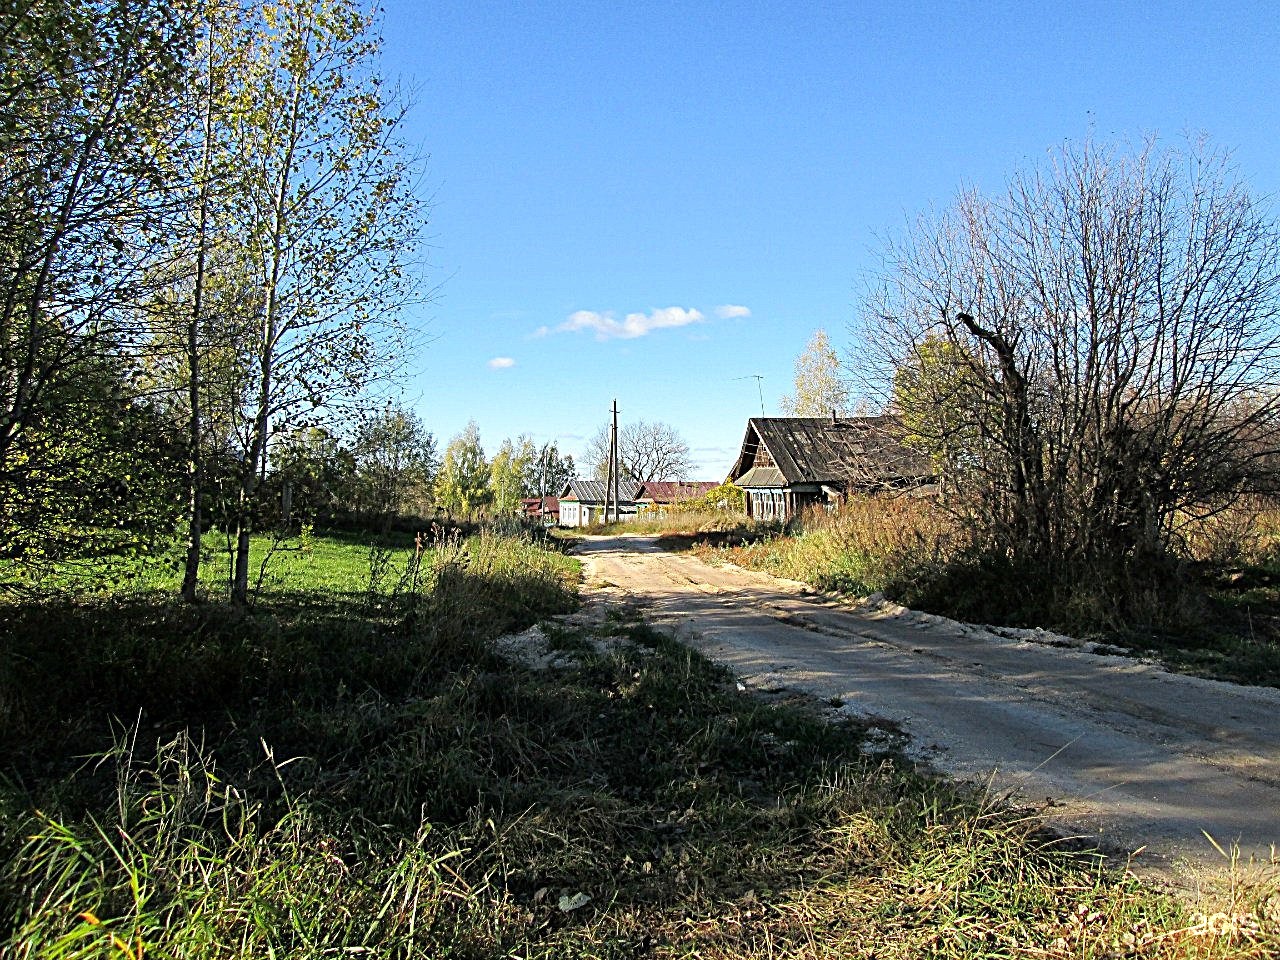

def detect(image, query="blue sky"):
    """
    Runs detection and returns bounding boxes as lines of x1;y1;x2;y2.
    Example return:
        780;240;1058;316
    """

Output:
377;0;1280;479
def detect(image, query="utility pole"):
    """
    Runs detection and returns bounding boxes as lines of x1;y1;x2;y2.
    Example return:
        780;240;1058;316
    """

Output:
608;399;620;523
604;408;614;525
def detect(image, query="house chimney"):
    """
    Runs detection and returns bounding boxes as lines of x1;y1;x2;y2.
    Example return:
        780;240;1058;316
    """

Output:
831;408;837;424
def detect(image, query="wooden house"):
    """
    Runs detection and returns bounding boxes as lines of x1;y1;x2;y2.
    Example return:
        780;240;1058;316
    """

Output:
727;415;932;522
520;496;559;526
557;479;643;527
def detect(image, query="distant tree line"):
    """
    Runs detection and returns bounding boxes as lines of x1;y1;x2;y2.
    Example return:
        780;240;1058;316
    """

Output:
432;421;575;520
265;414;578;526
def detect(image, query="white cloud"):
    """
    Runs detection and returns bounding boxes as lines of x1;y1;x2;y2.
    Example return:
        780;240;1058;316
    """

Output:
488;356;516;369
552;306;705;341
715;304;751;319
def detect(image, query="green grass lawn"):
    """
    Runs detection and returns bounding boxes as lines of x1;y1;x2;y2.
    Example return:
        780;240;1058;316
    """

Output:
0;527;425;598
1;528;1276;957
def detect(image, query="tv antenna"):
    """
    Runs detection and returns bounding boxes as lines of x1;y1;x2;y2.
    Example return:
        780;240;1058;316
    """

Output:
734;375;766;417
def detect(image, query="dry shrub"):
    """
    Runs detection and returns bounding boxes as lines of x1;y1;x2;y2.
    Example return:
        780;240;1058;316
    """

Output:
1180;497;1280;567
816;494;956;564
726;495;954;596
655;507;761;536
584;506;764;538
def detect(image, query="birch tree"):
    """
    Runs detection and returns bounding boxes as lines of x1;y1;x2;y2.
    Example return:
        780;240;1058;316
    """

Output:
489;434;536;515
780;329;851;416
435;421;489;518
138;0;239;599
214;0;423;603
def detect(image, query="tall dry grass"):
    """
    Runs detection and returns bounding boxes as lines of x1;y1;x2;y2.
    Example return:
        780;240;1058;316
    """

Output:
1179;497;1280;568
724;495;955;596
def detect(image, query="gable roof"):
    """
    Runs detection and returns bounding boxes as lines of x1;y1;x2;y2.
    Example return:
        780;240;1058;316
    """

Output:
636;481;719;503
728;416;931;489
558;478;644;504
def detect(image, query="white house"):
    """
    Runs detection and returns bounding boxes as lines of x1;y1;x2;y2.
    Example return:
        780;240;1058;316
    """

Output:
557;479;642;527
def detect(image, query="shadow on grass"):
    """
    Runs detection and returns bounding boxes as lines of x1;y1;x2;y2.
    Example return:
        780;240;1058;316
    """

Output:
0;545;578;797
2;606;1164;958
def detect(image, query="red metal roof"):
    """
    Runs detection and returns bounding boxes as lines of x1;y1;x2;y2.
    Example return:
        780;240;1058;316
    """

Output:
520;497;559;516
636;481;719;502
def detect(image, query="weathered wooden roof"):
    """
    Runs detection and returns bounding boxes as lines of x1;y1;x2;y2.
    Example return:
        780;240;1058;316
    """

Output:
521;497;559;515
729;416;931;489
733;466;789;488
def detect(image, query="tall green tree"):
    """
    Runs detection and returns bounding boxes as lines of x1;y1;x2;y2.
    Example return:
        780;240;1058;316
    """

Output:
891;335;988;500
208;0;423;603
532;441;575;498
489;435;536;515
171;0;234;600
0;0;195;565
135;0;244;599
352;404;437;518
435;421;489;518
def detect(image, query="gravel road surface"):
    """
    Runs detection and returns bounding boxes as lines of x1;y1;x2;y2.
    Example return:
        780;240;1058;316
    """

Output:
576;534;1280;876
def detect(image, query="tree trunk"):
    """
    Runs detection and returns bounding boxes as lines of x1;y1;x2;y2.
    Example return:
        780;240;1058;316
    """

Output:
181;17;216;603
958;311;1047;559
233;511;252;602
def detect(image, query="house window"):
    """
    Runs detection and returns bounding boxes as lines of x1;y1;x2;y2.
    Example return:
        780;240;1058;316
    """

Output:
751;490;786;520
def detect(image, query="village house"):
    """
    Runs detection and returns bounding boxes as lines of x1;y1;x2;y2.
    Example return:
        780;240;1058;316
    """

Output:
557;479;643;527
727;415;932;522
635;480;719;514
520;496;559;526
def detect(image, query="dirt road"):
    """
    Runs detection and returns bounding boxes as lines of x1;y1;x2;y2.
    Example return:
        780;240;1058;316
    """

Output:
576;534;1280;874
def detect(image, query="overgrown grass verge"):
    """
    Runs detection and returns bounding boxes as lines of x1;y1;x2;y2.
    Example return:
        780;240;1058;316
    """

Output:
690;497;950;596
4;550;1279;956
